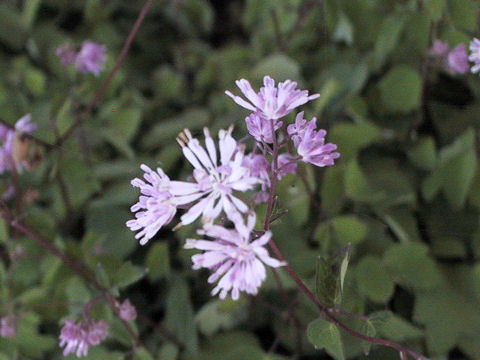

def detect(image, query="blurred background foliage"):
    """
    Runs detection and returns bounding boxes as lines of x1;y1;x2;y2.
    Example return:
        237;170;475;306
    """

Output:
0;0;480;359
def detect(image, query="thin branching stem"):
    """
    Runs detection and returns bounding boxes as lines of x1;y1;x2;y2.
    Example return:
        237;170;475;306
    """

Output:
263;123;426;360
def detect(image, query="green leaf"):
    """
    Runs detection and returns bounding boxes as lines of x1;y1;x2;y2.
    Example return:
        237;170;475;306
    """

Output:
165;276;198;355
95;263;111;289
333;12;354;45
157;343;179;360
22;0;42;30
252;54;301;83
331;215;368;245
105;108;142;142
374;15;405;68
474;264;480;300
329;122;381;162
383;243;442;290
113;262;146;289
307;318;345;360
0;4;27;49
142;108;209;149
195;299;248;336
360;320;376;355
379;65;421;113
356;256;395;303
407;136;437;171
146;242;170;281
315;245;352;308
371;312;423;342
133;348;154;360
425;0;446;20
344;159;383;202
447;0;477;31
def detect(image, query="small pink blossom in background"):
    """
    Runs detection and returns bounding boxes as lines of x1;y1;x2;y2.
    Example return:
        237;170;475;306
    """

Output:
119;299;137;321
0;316;16;338
127;164;177;245
288;116;339;167
0;114;36;174
59;318;108;357
429;40;449;58
75;41;107;76
245;113;282;143
225;76;320;120
446;44;469;75
55;43;77;66
185;212;285;300
469;38;480;73
429;40;469;75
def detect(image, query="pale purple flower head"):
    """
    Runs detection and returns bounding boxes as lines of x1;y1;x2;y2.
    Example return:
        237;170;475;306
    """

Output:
55;43;77;66
277;153;297;179
225;76;320;120
0;114;36;174
75;41;107;76
288;116;339;167
446;44;469;75
429;40;449;58
59;318;108;357
170;127;261;226
127;164;177;245
0;316;16;338
118;299;137;321
245;113;282;143
469;38;480;73
185;212;285;300
242;153;271;190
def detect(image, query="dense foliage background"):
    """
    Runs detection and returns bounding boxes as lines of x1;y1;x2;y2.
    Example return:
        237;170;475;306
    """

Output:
1;0;480;359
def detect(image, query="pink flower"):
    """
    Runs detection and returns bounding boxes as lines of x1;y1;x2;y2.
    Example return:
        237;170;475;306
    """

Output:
242;153;271;190
277;153;297;179
118;299;137;321
225;76;320;120
0;316;16;338
469;38;480;73
185;213;285;300
0;114;36;174
446;44;469;75
59;318;108;357
286;112;310;146
75;41;106;76
170;128;261;226
429;40;449;58
289;116;339;167
127;165;177;245
245;113;282;143
55;44;77;66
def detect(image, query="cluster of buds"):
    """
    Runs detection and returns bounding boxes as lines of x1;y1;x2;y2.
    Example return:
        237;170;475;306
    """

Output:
127;76;340;300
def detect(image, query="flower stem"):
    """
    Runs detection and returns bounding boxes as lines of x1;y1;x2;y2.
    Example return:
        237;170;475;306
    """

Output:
56;0;154;145
263;124;425;360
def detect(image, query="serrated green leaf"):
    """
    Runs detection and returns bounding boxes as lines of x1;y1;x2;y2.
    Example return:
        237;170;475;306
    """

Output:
307;318;345;360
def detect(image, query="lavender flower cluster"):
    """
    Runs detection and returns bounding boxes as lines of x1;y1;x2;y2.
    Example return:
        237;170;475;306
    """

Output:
127;76;340;300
